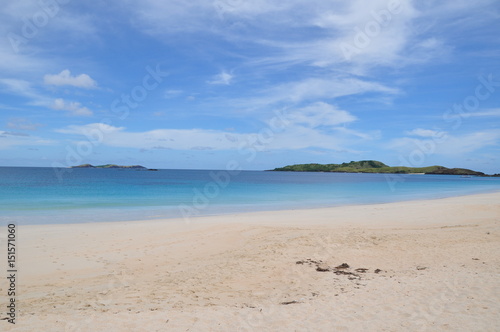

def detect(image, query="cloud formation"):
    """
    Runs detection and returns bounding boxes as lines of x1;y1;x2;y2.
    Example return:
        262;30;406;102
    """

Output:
0;130;54;150
52;98;93;117
390;130;500;156
406;128;445;138
208;71;233;85
55;111;371;153
7;118;42;131
44;70;97;89
0;0;498;171
288;102;357;127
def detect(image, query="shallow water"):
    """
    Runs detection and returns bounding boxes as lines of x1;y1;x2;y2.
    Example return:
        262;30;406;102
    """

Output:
1;167;499;225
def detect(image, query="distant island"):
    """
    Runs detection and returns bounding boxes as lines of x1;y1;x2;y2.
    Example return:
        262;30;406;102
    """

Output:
71;164;147;169
271;160;500;177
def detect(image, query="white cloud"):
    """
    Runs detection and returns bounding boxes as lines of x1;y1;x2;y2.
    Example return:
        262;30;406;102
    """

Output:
208;71;233;85
0;78;57;110
126;0;498;93
0;78;47;101
445;131;500;154
390;130;500;156
467;108;500;117
56;118;374;153
0;1;98;82
406;128;447;138
164;89;183;98
56;123;123;135
318;0;420;65
0;130;54;150
7;118;43;131
57;123;244;150
288;102;356;127
436;108;500;120
242;77;398;108
0;79;93;117
129;0;422;72
335;127;380;140
44;70;97;89
52;98;93;117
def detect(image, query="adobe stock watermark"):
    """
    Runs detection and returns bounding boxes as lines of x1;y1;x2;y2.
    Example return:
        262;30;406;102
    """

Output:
178;109;291;223
339;0;402;61
7;0;71;54
386;73;500;191
51;64;168;181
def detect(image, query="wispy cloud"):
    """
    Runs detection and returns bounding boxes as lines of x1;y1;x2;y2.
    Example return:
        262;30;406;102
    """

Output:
0;0;498;171
208;71;233;85
406;128;446;138
390;130;500;156
0;79;47;101
0;130;54;150
287;102;356;127
238;76;398;108
136;0;431;71
466;108;500;117
6;118;43;131
56;115;374;152
164;89;183;98
0;1;97;76
0;79;93;117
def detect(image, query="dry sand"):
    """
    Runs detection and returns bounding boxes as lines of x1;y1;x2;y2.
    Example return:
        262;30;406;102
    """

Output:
1;192;499;331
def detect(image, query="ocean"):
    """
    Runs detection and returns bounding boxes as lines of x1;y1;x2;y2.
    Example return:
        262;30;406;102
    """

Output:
1;167;499;225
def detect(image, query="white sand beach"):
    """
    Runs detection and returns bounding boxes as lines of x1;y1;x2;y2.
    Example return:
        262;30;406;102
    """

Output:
1;192;499;331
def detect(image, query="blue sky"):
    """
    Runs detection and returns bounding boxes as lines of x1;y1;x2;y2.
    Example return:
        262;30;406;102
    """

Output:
1;0;499;173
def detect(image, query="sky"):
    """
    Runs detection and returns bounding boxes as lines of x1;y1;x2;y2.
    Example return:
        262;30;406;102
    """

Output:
0;0;499;173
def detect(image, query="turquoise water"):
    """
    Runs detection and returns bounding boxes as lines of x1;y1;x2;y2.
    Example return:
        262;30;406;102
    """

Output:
0;167;499;225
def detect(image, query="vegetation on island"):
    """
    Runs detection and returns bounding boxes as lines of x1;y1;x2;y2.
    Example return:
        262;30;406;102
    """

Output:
271;160;499;176
70;164;147;169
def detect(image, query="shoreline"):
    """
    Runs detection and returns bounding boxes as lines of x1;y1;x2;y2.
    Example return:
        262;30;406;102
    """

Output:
5;189;500;227
174;189;500;228
2;192;499;331
17;191;499;235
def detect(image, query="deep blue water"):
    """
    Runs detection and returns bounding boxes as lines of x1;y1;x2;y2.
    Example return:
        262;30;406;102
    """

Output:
1;167;499;225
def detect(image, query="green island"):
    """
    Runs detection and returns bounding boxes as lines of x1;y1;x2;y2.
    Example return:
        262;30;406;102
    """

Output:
70;164;147;169
271;160;500;177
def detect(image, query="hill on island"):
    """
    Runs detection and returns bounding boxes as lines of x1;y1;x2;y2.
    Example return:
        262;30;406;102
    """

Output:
271;160;498;176
70;164;147;169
